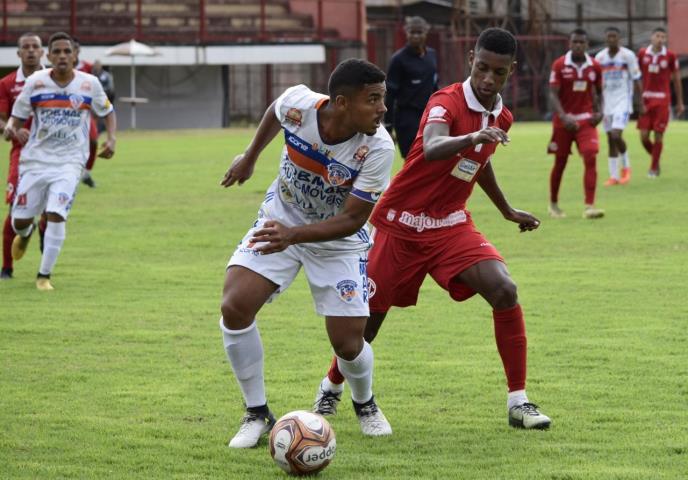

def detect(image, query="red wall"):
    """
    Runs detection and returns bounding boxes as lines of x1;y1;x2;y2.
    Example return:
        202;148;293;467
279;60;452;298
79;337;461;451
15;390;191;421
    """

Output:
668;0;688;55
289;0;364;42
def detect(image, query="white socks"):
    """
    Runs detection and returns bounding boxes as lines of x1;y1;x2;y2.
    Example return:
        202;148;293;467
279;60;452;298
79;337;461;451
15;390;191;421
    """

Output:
336;341;374;404
39;221;65;276
507;389;529;410
621;151;630;169
608;156;620;180
321;376;344;394
220;318;266;408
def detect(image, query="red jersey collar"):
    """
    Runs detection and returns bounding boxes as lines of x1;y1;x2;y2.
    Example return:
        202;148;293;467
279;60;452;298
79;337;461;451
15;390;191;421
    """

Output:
646;45;667;61
462;78;503;118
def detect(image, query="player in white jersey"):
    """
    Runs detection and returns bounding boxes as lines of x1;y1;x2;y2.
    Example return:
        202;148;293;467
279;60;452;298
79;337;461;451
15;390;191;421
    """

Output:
595;27;643;185
219;59;395;448
3;32;116;290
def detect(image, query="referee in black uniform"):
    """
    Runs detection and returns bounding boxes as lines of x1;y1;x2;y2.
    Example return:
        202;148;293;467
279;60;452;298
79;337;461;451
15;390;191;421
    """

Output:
384;16;439;159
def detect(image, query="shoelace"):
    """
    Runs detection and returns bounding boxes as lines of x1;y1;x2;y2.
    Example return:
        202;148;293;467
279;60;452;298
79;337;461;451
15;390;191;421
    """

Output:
518;403;541;415
237;412;262;433
317;391;341;413
357;402;380;418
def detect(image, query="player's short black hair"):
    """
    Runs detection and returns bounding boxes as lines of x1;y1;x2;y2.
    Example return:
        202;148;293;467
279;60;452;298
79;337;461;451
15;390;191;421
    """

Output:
605;26;621;34
17;32;42;47
571;27;587;37
475;28;517;57
328;59;386;98
652;27;667;34
404;16;429;30
48;32;74;52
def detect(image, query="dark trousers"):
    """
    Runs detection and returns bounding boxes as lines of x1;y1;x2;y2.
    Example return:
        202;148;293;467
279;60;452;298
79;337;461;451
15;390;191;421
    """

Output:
394;108;424;158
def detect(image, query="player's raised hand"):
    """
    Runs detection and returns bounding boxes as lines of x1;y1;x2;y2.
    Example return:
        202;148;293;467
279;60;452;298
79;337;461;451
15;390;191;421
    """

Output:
471;126;510;146
504;208;540;233
221;153;255;187
249;220;294;254
98;138;116;159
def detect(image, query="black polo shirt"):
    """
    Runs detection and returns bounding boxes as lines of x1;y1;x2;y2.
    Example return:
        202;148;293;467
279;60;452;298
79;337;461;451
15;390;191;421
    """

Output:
384;45;439;123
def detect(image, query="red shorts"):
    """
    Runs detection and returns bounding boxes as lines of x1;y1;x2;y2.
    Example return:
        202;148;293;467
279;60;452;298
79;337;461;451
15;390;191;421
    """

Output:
367;226;504;313
89;117;98;141
5;148;20;205
547;122;599;156
637;104;669;133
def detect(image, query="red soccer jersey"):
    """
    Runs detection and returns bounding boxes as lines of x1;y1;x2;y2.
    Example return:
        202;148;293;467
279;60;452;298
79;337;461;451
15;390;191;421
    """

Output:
77;59;93;74
370;79;513;241
0;68;33;154
638;46;678;108
549;52;602;128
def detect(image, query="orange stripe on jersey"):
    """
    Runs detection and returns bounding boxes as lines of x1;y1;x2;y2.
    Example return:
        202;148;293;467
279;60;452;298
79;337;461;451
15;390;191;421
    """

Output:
315;98;329;109
286;144;330;178
34;99;90;110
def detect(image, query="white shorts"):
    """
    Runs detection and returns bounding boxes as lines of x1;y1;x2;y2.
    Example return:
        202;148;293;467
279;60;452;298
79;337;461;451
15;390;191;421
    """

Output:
603;112;630;132
228;223;370;317
11;169;80;220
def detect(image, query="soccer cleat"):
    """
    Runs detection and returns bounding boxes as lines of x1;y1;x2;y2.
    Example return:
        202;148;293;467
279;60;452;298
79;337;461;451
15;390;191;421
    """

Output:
228;409;276;448
508;402;551;429
313;381;342;416
81;173;96;188
11;229;33;260
603;177;620;187
548;203;566;219
619;167;631;184
353;396;392;436
582;206;605;219
647;169;659;179
36;274;54;291
0;267;12;279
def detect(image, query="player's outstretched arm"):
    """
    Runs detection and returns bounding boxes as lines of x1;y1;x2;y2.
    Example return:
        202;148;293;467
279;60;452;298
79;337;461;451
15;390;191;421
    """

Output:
423;122;508;161
249;196;374;255
222;100;281;187
2;116;21;142
98;111;117;159
477;161;540;233
673;70;685;118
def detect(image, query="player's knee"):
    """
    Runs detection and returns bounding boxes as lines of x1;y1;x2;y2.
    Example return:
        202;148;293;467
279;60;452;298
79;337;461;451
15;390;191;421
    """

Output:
220;296;252;330
331;336;364;362
489;279;518;310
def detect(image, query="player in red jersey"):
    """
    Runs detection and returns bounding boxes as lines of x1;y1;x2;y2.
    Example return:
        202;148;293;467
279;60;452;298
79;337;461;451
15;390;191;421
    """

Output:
74;38;99;188
313;28;551;430
547;28;604;219
0;32;44;279
637;27;684;178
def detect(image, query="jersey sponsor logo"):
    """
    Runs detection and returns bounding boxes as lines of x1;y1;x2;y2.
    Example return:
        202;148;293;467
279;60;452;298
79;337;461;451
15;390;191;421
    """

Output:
69;94;85;110
336;280;358;303
80;82;92;92
311;142;332;159
285;108;302;126
327;163;352;186
451;158;480;182
572;80;588;92
367;277;377;299
648;64;660;73
398;210;467;232
353;145;369;162
428;105;447;121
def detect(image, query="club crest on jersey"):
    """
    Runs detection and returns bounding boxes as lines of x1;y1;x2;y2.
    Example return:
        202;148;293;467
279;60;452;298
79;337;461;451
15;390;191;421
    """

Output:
660;59;668;69
588;71;596;81
69;94;84;110
80;82;92;92
353;145;369;162
336;280;358;303
327;163;351;186
285;108;302;126
58;192;70;205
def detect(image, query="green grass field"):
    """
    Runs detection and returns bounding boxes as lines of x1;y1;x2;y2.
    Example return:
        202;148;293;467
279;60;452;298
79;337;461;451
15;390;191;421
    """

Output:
1;122;686;479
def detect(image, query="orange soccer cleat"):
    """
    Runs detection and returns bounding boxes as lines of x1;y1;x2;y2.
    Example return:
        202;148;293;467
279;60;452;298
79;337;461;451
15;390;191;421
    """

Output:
619;168;631;184
604;177;620;187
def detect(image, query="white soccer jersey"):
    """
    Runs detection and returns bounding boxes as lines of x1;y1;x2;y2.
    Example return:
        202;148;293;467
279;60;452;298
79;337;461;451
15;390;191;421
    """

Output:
595;46;641;115
11;69;113;173
257;84;394;253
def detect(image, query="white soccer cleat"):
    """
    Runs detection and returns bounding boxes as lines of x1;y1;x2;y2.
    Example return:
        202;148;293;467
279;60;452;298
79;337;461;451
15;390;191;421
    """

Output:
228;410;276;448
508;402;551;430
353;396;392;436
313;380;342;416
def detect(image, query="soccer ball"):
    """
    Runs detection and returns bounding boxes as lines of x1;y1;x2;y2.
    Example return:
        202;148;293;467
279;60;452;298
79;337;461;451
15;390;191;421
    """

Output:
269;410;336;476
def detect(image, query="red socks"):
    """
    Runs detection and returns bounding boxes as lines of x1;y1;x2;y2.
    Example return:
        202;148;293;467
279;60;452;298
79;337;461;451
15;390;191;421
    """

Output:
582;153;597;205
651;141;663;171
493;304;527;392
85;140;98;171
641;138;653;154
327;355;345;385
2;214;13;270
549;155;568;203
